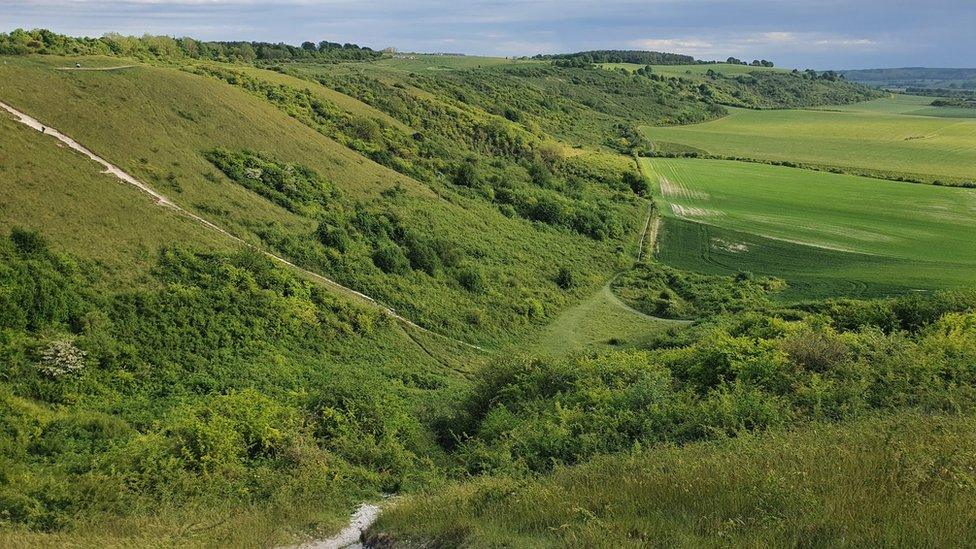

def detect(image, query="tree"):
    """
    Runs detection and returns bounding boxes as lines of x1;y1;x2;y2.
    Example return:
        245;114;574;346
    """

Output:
301;41;317;51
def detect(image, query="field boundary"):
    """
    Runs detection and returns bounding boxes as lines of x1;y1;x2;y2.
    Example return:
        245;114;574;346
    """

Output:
0;98;487;353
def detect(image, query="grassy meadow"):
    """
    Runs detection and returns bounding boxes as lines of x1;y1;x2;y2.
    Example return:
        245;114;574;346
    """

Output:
645;97;976;184
645;157;976;298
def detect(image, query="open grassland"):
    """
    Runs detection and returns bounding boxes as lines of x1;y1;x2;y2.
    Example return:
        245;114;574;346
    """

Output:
0;116;229;286
372;413;976;548
645;158;976;298
645;97;976;183
530;284;677;356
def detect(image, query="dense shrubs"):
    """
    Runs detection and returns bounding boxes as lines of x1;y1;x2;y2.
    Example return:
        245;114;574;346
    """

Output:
205;149;338;216
0;230;440;532
613;263;784;319
438;303;976;474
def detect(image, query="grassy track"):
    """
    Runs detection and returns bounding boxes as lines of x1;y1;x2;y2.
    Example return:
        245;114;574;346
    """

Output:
644;157;976;298
531;284;676;356
644;97;976;183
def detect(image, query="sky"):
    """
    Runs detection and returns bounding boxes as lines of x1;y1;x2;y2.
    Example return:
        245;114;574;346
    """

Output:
1;0;974;69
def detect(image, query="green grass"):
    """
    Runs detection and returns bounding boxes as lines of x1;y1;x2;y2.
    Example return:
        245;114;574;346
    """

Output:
530;284;677;356
371;412;976;547
644;158;976;298
644;97;976;183
0;115;229;287
0;54;643;347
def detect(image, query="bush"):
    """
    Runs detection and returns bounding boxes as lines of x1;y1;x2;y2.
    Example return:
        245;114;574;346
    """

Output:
372;240;410;274
35;338;87;378
555;266;575;289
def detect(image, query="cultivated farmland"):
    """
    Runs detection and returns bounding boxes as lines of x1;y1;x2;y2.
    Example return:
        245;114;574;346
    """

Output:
645;96;976;184
645;157;976;297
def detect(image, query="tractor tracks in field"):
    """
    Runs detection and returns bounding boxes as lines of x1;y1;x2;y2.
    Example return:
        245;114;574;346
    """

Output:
0;99;486;354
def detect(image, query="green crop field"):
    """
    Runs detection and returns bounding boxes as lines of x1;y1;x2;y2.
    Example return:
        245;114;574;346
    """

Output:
644;157;976;298
645;96;976;183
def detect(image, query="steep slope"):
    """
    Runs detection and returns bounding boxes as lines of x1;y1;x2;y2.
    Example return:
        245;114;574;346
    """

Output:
0;55;645;347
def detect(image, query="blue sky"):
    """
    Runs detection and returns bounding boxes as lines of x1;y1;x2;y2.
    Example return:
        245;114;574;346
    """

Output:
1;0;973;69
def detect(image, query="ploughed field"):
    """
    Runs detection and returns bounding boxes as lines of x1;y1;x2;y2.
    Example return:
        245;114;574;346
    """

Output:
644;157;976;299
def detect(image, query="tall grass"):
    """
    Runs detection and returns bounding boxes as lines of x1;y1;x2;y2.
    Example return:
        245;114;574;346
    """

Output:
372;412;976;547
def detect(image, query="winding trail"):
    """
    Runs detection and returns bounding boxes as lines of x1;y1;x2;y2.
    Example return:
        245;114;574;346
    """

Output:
0;99;486;353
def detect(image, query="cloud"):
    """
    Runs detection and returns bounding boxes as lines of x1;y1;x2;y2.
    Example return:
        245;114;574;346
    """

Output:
629;31;884;60
0;0;971;67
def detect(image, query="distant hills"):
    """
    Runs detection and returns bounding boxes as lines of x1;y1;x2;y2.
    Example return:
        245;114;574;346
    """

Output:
839;67;976;91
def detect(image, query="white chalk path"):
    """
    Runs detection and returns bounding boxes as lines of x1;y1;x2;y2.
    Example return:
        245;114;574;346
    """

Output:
295;503;381;549
0;99;485;352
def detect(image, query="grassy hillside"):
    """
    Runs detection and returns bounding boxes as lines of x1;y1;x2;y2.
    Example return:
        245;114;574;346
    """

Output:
0;55;648;347
372;412;976;547
645;97;976;184
0;115;229;286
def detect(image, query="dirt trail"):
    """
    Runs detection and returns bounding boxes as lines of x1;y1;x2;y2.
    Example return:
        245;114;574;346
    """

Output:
0;99;485;353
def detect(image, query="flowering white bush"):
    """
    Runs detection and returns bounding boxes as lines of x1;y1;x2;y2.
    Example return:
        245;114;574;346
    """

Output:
37;339;87;378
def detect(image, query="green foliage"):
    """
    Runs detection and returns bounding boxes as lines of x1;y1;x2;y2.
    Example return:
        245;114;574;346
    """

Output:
437;298;976;475
555;266;576;290
0;28;378;62
373;413;976;548
0;230;445;536
205;149;338;217
613;263;783;319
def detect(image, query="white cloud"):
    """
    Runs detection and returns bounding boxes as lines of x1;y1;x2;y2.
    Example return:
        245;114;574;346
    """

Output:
629;31;883;59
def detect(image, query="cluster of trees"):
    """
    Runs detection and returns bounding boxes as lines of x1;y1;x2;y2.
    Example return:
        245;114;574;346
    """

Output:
203;148;464;278
931;97;976;108
204;149;339;217
726;57;775;67
0;28;379;62
537;50;697;65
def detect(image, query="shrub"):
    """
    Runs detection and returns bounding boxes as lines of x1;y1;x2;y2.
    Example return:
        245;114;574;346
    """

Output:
372;240;410;274
555;266;575;289
457;266;487;294
36;338;87;378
